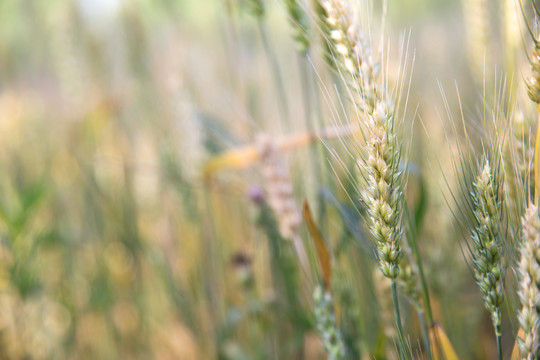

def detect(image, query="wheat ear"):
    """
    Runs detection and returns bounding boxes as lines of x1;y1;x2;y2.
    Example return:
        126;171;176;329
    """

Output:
313;286;347;360
470;161;506;359
517;203;540;359
318;1;408;355
257;134;309;269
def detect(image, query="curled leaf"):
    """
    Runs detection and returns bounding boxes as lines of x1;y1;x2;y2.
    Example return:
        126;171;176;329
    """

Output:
303;200;331;290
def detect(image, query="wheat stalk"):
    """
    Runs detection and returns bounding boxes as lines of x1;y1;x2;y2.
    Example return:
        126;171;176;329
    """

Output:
319;0;403;283
316;0;411;356
462;0;490;85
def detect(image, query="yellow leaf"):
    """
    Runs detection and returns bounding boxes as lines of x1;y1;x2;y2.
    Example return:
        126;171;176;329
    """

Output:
302;200;331;290
202;125;360;177
429;323;459;360
203;146;260;177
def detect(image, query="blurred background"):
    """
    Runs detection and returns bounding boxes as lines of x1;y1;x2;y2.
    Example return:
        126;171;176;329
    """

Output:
0;0;533;358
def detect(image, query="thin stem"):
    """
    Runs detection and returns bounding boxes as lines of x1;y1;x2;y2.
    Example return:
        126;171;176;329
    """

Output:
391;280;407;360
298;55;312;130
404;203;434;326
300;54;327;230
417;308;432;360
258;20;289;125
496;332;502;360
202;185;224;356
494;313;502;360
221;0;241;94
298;54;322;221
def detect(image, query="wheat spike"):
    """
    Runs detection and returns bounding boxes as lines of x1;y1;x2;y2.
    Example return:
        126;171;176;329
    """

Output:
517;203;540;359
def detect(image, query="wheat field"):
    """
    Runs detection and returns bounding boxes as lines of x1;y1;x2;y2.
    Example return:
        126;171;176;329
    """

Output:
0;0;539;359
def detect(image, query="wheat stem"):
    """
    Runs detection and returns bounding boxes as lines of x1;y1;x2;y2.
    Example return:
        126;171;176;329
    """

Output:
391;280;407;360
495;322;502;360
258;20;290;124
417;309;431;360
403;203;433;359
403;202;434;324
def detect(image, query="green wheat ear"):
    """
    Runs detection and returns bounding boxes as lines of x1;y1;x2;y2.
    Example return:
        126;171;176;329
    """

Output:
284;0;311;55
362;102;404;280
244;0;265;18
470;161;506;358
527;40;540;105
313;286;347;360
397;249;422;310
504;110;535;223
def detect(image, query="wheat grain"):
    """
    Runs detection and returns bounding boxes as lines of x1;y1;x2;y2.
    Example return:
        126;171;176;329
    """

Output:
320;0;379;112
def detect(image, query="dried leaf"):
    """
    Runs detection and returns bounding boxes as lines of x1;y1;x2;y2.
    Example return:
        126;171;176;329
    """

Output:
302;200;331;290
203;146;259;176
203;125;359;177
429;323;459;360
